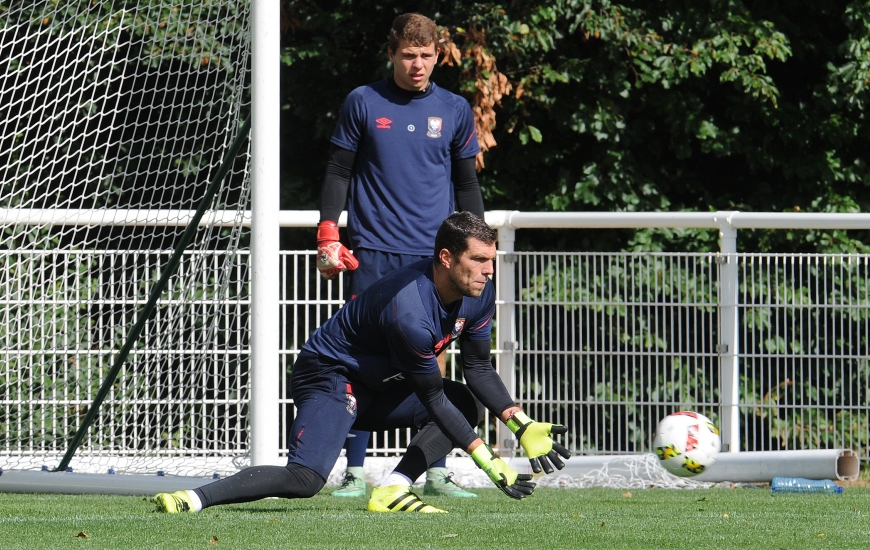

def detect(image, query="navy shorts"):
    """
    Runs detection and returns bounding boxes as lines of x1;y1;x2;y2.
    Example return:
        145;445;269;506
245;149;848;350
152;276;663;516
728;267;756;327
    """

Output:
347;248;429;298
287;349;472;479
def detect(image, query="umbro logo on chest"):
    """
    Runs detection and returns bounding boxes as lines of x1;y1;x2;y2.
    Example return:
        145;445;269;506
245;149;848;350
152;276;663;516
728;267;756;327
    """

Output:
375;116;443;138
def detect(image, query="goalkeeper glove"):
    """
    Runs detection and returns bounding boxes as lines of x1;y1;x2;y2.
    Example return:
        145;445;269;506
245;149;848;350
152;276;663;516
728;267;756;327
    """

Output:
506;411;571;474
316;221;359;280
471;443;535;499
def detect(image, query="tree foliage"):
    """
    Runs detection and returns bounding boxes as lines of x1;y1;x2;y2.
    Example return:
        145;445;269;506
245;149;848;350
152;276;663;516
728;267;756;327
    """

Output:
281;1;870;252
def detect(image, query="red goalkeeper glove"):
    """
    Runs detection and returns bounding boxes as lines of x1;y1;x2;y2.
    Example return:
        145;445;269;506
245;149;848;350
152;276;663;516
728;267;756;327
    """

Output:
316;221;359;280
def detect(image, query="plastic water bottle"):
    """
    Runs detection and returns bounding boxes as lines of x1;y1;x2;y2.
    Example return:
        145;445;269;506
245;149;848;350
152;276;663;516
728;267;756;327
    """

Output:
771;476;844;494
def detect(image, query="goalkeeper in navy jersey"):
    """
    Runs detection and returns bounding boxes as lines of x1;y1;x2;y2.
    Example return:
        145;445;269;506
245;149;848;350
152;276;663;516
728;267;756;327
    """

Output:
153;212;570;514
315;13;486;498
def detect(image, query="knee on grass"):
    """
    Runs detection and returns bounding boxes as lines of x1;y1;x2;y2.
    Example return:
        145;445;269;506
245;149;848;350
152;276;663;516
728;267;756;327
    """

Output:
282;463;326;498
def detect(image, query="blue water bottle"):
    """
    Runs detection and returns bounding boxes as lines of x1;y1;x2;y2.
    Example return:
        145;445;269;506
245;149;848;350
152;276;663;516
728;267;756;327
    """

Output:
771;476;844;494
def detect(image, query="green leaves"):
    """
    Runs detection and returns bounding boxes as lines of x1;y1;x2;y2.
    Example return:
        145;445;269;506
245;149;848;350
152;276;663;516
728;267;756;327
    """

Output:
831;2;870;108
519;125;543;145
276;1;870;252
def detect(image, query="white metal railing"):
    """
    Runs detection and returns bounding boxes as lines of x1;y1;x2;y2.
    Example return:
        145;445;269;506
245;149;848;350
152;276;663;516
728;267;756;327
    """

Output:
484;211;870;455
271;210;870;459
2;210;870;474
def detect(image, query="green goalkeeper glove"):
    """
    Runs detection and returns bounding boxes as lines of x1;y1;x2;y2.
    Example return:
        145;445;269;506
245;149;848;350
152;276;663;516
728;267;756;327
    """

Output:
470;444;536;499
506;411;571;474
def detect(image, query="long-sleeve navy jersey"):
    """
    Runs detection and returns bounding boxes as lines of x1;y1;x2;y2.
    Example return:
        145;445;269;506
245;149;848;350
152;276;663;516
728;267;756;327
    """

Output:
302;258;513;449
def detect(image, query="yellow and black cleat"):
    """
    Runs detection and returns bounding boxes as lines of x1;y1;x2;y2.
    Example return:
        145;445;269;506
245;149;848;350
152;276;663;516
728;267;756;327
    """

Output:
153;491;194;513
367;485;447;513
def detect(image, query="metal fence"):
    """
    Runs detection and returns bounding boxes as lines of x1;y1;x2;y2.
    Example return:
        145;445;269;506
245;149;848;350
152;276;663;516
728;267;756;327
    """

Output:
271;214;870;461
504;250;870;458
736;254;870;454
2;211;870;474
509;251;720;457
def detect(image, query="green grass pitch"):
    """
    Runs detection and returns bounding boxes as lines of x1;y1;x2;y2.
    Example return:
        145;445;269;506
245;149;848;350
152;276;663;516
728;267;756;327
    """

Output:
1;487;869;549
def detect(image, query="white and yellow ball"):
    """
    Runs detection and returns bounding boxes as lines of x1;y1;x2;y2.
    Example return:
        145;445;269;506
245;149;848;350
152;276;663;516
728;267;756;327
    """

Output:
652;411;720;477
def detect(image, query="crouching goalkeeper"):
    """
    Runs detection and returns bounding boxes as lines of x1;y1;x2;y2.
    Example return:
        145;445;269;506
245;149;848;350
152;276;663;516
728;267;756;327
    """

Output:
153;212;570;514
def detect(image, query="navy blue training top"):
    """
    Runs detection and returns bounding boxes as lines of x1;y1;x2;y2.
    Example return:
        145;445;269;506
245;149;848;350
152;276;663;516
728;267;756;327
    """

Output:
304;258;494;391
331;79;481;255
303;259;513;449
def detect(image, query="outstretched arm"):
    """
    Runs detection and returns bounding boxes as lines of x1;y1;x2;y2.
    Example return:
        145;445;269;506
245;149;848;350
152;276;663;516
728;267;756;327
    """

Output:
460;338;571;474
405;367;535;500
458;338;515;413
404;369;478;451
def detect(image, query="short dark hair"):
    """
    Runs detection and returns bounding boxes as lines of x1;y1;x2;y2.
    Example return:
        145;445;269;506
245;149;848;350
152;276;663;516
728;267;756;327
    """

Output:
434;212;496;258
388;13;440;53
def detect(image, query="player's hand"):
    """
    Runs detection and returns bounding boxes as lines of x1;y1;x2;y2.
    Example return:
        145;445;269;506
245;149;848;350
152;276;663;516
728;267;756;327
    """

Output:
470;443;536;499
315;221;359;280
506;411;571;474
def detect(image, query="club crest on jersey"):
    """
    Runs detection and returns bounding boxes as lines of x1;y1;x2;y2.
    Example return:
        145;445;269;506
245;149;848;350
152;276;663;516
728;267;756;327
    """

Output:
452;318;466;337
427;116;442;138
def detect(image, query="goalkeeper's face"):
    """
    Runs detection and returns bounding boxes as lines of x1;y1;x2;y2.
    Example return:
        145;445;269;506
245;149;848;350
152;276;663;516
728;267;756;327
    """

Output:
445;238;496;298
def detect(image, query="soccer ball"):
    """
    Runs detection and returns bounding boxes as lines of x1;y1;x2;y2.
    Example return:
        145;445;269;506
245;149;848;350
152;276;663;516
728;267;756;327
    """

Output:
652;411;720;477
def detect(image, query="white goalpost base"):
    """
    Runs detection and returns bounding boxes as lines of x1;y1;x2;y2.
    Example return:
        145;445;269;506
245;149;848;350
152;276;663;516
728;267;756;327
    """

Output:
693;449;860;483
365;450;860;490
339;450;861;491
0;470;216;496
0;449;858;496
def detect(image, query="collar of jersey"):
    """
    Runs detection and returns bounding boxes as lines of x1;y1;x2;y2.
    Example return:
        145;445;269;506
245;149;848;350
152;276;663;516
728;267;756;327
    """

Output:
386;77;435;99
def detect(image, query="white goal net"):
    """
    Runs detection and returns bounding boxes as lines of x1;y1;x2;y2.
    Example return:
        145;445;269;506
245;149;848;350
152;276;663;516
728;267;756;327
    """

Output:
0;2;252;477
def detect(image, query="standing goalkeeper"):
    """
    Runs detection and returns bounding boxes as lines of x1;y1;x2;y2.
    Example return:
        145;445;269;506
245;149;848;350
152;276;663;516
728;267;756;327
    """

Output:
315;12;486;498
154;213;570;514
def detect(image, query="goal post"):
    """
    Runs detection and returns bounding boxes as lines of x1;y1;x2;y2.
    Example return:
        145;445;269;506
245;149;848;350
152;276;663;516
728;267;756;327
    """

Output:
248;0;282;468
